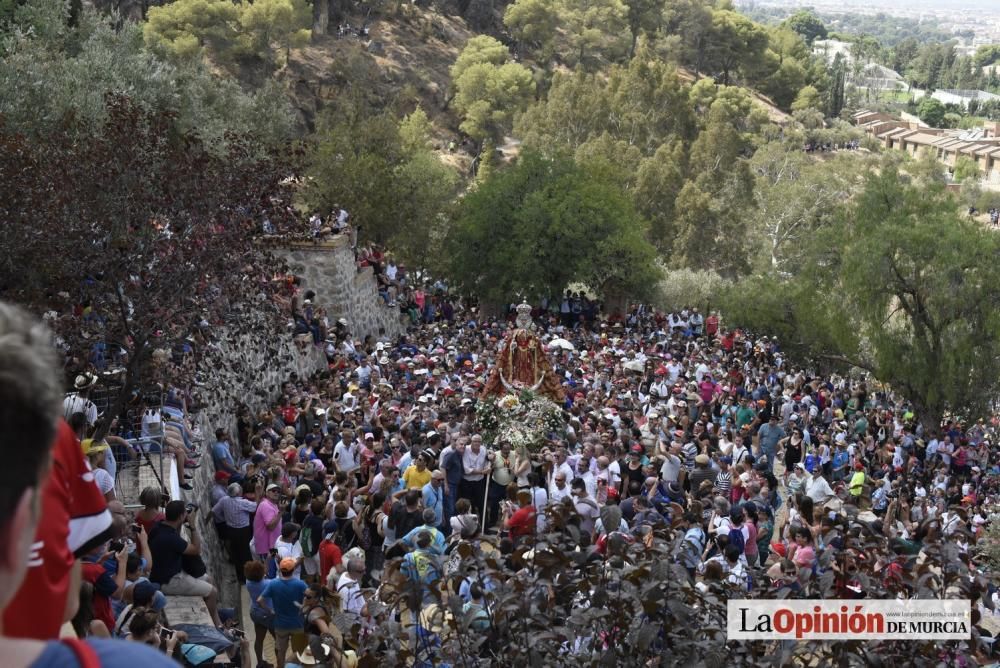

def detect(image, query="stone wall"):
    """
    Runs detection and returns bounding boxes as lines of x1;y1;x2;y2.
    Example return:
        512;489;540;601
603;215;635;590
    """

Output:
183;322;326;608
180;233;400;609
278;234;407;341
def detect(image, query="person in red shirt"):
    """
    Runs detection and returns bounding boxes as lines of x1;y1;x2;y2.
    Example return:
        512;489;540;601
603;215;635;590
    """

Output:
80;543;129;635
318;521;343;585
3;419;114;639
705;311;720;338
503;491;536;544
0;302;179;668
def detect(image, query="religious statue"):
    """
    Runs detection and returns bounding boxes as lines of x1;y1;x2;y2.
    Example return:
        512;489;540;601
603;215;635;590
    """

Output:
482;303;565;402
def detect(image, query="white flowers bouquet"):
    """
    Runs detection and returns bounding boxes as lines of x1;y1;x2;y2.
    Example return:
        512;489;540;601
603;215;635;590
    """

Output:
476;390;565;452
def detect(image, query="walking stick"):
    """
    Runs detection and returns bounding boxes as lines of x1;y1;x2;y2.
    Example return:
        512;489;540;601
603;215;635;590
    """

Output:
482;475;490;533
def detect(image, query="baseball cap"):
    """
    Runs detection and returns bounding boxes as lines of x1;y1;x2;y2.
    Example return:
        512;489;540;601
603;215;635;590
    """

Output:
80;438;109;456
279;558;297;573
132;581;167;611
266;483;281;492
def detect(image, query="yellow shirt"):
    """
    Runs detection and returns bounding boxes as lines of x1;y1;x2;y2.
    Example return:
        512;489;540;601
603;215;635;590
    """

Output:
403;466;432;490
849;471;866;496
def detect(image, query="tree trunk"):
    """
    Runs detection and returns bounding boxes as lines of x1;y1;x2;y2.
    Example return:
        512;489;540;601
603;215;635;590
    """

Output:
909;395;943;439
96;337;147;441
313;0;329;40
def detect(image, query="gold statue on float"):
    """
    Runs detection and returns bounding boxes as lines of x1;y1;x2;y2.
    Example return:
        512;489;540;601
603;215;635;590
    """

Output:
481;303;565;402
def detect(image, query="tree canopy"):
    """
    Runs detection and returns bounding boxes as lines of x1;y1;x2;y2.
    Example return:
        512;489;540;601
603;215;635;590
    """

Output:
781;9;827;45
450;36;535;145
446;152;659;304
0;93;302;427
302;102;458;260
722;167;1000;432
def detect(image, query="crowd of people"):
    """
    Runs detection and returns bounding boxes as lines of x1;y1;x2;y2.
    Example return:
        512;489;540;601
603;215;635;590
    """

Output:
176;294;1000;665
4;271;1000;666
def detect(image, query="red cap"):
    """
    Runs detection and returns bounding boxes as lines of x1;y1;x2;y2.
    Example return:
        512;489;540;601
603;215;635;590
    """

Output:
214;471;231;483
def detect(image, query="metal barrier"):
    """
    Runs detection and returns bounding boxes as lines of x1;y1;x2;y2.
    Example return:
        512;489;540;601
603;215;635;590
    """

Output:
114;436;168;509
114;390;169;508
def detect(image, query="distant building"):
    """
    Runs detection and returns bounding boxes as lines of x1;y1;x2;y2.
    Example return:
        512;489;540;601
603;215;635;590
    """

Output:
855;63;906;91
852;110;1000;187
812;39;853;65
931;89;1000;108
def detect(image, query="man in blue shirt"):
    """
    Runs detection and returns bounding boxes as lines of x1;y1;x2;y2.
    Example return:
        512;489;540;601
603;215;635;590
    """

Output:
442;439;466;532
757;414;785;472
401;509;447;555
422;470;445;530
212;428;238;476
257;558;307;668
831;441;850;482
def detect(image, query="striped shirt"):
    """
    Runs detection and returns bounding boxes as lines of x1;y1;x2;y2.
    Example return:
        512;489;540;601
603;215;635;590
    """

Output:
680;442;697;471
212;496;258;528
714;471;732;496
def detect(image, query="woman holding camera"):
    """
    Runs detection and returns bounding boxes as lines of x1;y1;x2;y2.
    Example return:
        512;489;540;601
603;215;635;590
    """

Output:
125;608;186;658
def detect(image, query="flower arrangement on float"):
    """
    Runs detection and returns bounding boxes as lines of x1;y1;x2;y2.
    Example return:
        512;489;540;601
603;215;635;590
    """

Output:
475;390;564;452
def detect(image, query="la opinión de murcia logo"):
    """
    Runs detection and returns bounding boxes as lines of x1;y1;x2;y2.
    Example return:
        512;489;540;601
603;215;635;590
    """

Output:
727;600;971;640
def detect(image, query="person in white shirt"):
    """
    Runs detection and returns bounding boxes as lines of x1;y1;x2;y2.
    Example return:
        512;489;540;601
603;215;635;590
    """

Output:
804;468;835;505
356;359;372;386
549;472;572;505
336;558;366;615
573;458;597;499
275;523;305;579
695;361;710;383
659;442;682;483
549;449;574;487
334;429;360;473
63;373;99;426
571;480;600;534
595;456;620;488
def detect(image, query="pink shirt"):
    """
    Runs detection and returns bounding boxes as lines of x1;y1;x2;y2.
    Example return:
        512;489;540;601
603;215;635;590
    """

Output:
792;544;815;569
253;498;282;555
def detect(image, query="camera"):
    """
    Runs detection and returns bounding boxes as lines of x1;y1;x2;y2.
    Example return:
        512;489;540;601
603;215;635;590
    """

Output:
230;629;245;639
131;523;142;535
185;503;198;514
159;628;174;641
109;540;125;553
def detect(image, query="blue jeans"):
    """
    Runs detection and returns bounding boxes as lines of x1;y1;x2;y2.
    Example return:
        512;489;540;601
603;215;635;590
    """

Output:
442;487;457;535
763;446;776;472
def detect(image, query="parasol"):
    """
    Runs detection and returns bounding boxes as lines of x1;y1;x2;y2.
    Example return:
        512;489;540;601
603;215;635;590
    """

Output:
547;338;575;351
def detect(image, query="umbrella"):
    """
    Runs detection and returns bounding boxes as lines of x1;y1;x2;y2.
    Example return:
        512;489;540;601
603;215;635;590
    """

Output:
548;338;575;351
622;360;645;372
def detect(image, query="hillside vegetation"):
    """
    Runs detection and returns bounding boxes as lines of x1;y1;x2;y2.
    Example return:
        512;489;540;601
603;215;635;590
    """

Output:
0;0;871;283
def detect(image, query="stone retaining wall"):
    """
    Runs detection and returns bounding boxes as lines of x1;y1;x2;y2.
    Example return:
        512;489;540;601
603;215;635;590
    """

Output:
179;234;402;613
184;321;326;609
277;235;407;341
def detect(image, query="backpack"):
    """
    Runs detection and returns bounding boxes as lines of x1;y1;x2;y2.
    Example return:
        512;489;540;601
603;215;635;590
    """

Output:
356;517;373;551
300;524;314;555
728;526;746;554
